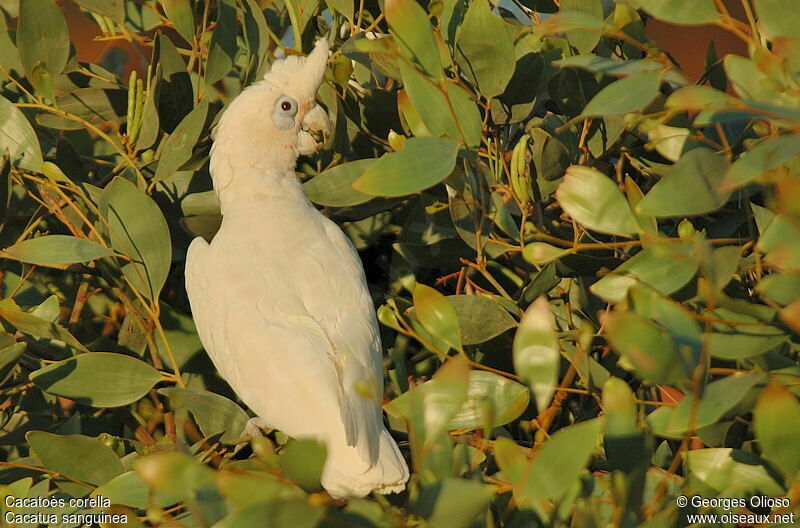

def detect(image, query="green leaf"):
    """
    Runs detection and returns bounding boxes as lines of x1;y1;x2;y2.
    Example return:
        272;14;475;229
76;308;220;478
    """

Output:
26;431;124;486
647;372;766;438
758;214;800;272
159;387;249;444
17;0;69;81
93;471;180;509
513;418;603;504
205;0;238;85
74;0;125;25
606;311;691;383
590;243;698;303
447;371;530;429
0;13;22;73
455;0;515;98
387;356;470;441
556;165;640;236
398;60;482;146
753;0;799;39
1;235;113;267
530;127;571;182
101;177;172;301
279;439;327;492
385;0;442;79
386;370;529;430
638;149;731;217
721;135;800;191
303;159;376;207
216;471;303;508
411;478;495;528
637;0;721;25
646;124;689;163
602;377;638;438
537;10;607;34
31;352;163;407
413;283;462;352
521;262;561;303
757;273;800;306
513;297;559;412
0;342;25;384
560;0;604;54
754;383;800;479
522;242;570;265
0;298;87;352
325;0;354;22
36;88;127;130
242;0;271;80
555;55;665;77
666;85;735;111
162;0;196;45
154;32;195;132
153;99;209;181
446;295;516;345
687;448;785;496
136;451;215;497
353;137;460;197
213;499;325;528
0;96;43;171
580;71;662;118
157;302;205;369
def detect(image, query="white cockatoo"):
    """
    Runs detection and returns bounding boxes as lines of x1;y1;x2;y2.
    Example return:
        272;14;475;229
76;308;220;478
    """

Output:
185;40;409;497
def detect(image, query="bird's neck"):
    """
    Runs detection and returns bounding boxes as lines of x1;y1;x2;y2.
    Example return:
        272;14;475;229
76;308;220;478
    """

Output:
211;152;309;217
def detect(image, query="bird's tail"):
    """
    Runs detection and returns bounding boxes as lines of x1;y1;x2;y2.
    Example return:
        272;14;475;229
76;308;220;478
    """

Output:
321;428;409;498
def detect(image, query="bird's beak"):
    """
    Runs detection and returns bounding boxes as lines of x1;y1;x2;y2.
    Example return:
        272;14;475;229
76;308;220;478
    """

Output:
297;104;330;155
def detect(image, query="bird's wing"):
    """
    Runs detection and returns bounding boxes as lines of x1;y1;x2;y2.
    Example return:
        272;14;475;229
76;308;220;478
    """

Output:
186;230;381;467
296;217;386;465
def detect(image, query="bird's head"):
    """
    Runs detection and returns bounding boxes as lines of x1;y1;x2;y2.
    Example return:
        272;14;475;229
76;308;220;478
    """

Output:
211;39;331;188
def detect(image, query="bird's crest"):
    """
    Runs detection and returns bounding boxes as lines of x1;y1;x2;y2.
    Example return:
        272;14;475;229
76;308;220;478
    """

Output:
263;39;329;103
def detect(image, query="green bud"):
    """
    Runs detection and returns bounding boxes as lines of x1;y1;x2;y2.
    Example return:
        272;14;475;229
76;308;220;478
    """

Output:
677;218;695;239
388;129;406;151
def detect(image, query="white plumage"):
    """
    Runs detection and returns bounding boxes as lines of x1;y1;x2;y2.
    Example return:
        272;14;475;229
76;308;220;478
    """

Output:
185;40;409;497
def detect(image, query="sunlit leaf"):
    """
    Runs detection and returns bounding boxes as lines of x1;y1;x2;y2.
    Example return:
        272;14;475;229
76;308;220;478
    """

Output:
304;159;376;207
160;387;249;444
447;295;516;345
647;373;767;438
205;0;238;85
513;297;559;412
638;0;720;25
17;0;69;83
580;71;662;118
385;0;442;79
353;137;460;197
513;419;603;504
31;352;164;407
162;0;195;45
754;383;800;480
638;149;731;216
413;283;462;352
591;242;698;303
455;0;515;97
0;96;43;171
101;177;173;301
556;165;640;235
1;235;113;267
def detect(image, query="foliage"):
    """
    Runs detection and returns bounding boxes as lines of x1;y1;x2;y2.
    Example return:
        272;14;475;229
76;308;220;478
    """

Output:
0;0;799;526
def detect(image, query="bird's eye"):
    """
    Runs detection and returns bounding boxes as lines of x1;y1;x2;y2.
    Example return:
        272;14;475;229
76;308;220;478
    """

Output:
276;96;297;115
272;96;298;130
